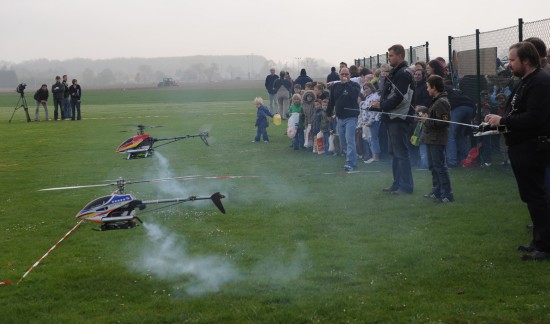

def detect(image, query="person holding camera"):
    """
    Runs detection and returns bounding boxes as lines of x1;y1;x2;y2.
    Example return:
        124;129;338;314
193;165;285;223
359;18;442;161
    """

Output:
51;76;64;120
485;42;550;261
33;84;49;121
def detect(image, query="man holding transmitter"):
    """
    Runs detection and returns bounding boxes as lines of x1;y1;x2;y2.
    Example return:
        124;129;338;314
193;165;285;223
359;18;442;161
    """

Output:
485;42;550;261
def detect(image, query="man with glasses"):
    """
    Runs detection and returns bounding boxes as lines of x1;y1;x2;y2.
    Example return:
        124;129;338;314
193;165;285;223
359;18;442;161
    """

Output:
327;67;361;171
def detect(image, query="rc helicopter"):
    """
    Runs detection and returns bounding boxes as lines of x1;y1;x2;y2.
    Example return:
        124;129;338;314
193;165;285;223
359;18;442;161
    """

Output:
40;176;226;231
116;124;210;160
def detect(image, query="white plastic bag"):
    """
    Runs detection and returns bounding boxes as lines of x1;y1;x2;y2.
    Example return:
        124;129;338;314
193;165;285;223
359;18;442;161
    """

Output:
287;113;299;138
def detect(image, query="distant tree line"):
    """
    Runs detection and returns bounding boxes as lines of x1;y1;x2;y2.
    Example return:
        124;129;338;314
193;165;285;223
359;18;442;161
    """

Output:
0;55;334;89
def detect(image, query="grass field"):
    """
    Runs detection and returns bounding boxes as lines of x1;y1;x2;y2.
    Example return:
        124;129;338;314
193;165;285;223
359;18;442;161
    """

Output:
0;86;549;323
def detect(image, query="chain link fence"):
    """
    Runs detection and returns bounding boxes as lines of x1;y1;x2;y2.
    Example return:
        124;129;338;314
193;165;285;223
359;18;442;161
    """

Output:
355;43;430;70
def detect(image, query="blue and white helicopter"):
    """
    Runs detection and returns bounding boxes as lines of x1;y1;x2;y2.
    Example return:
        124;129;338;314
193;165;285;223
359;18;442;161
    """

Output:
40;177;226;231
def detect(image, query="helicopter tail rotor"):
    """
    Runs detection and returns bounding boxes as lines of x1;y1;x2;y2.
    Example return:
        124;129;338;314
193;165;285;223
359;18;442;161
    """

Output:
211;192;226;214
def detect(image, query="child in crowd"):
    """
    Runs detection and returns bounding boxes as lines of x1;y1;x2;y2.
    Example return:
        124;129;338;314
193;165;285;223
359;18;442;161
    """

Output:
420;75;453;203
302;86;316;149
314;83;329;100
361;83;381;163
253;97;274;143
320;99;331;155
413;105;429;169
311;99;323;153
288;93;304;150
293;84;302;97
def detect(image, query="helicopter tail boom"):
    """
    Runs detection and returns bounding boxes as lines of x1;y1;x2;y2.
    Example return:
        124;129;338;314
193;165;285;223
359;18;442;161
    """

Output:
142;192;226;214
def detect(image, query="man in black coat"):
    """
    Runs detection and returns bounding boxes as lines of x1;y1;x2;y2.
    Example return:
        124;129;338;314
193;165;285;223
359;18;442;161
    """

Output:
264;68;279;114
485;42;550;261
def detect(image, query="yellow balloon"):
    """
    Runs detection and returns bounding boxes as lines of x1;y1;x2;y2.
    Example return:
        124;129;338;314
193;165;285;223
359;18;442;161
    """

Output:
273;114;282;126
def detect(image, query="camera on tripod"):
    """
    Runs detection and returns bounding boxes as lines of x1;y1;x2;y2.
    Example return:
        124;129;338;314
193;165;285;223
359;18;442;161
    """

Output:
16;83;27;94
9;83;31;123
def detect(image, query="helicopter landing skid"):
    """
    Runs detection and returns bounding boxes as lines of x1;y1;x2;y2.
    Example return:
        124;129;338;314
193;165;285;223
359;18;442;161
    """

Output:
96;217;143;231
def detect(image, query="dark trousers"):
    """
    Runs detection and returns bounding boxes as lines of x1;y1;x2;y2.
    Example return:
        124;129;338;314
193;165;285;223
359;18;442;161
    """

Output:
427;144;452;198
53;97;63;120
509;140;550;252
387;121;414;193
255;126;269;142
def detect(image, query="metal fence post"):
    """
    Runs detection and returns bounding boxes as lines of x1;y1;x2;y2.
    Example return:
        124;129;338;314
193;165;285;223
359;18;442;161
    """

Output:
426;41;430;62
519;18;523;41
476;29;482;123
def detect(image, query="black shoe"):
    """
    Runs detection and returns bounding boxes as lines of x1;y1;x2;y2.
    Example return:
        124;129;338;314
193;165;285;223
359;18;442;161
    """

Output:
521;250;550;261
382;186;398;192
517;242;535;252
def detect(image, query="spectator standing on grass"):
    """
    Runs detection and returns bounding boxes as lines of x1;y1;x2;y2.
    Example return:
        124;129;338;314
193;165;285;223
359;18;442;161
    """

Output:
327;67;339;82
371;44;415;194
485;42;550;261
62;75;72;120
265;68;279;114
273;71;291;119
33;84;49;121
51;76;64;120
253;97;274;143
69;79;82;120
294;68;313;90
420;75;453;203
327;67;361;171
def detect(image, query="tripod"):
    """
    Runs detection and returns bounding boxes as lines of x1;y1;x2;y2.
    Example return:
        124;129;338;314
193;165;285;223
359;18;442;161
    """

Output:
9;92;31;123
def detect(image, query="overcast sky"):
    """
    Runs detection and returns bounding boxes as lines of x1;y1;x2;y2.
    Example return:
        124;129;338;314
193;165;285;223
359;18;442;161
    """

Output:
1;0;549;68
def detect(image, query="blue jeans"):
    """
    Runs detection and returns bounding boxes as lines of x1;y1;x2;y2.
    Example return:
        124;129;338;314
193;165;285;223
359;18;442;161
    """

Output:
71;99;81;120
338;117;358;168
63;98;72;119
427;144;452;198
369;120;381;155
447;105;474;166
255;126;269;142
387;121;414;193
292;127;304;149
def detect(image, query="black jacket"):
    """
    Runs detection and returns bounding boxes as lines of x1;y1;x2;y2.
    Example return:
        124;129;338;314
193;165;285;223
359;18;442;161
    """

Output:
273;77;291;92
62;81;70;98
380;61;414;122
69;84;82;100
501;68;550;146
33;88;49;101
327;81;361;119
265;74;279;94
51;81;64;99
294;74;313;90
327;71;339;83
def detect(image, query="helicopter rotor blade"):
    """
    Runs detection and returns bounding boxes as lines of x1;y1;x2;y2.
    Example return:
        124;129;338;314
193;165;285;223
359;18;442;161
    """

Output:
39;183;115;191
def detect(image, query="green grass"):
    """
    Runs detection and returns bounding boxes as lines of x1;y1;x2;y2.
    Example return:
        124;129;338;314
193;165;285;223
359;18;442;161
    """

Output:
1;87;549;323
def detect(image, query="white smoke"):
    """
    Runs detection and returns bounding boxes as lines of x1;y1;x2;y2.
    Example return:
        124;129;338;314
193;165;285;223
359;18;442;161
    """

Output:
131;223;240;296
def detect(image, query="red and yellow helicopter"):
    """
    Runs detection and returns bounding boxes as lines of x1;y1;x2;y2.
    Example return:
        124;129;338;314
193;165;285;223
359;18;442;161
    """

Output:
116;125;209;160
40;176;225;231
